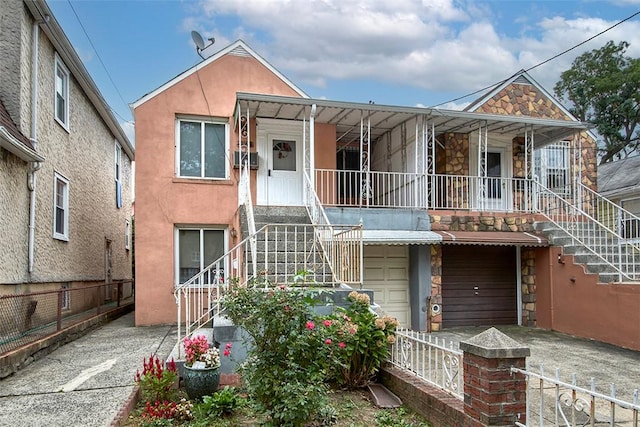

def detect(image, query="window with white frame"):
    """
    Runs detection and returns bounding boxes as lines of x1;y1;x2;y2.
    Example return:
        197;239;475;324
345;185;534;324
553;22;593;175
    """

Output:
125;219;131;250
54;55;70;128
176;118;228;179
61;283;71;310
534;142;570;195
115;143;122;208
176;228;225;285
53;173;69;240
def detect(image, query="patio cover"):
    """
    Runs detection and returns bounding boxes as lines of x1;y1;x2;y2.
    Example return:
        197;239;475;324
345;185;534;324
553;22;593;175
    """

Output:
435;231;548;247
235;92;593;147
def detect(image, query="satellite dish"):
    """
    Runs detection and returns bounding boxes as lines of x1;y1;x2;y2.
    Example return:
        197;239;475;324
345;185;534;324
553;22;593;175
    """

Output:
191;31;205;50
191;30;215;59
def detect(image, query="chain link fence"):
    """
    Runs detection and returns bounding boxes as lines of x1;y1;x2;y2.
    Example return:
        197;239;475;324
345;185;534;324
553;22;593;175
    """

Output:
0;281;133;355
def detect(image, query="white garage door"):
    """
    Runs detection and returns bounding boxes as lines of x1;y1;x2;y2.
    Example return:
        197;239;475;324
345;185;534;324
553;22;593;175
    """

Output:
363;245;410;327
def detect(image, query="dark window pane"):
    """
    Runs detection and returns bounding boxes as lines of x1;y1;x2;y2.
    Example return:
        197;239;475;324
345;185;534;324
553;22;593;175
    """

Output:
180;122;201;177
204;123;225;178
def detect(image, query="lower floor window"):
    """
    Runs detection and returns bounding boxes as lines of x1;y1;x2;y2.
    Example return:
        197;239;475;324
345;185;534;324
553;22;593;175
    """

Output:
176;228;225;285
61;283;71;310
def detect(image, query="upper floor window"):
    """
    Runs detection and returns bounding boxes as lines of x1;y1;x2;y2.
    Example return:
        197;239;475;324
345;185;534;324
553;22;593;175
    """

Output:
115;143;122;209
115;143;122;182
53;172;69;241
176;118;228;179
534;142;570;195
54;55;70;129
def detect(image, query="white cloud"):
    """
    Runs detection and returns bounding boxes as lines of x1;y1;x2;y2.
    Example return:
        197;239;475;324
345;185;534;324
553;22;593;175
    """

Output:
187;0;640;104
121;120;135;146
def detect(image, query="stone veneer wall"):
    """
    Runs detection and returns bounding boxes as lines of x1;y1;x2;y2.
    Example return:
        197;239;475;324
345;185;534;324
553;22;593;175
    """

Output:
472;82;597;191
428;215;539;330
521;248;536;326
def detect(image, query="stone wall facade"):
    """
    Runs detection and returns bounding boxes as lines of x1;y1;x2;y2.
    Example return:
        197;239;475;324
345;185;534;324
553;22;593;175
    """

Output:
521;248;536;326
471;80;598;191
430;214;535;232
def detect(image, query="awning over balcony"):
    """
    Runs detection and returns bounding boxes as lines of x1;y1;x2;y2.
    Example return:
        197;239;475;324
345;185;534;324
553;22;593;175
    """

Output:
235;92;593;147
362;230;441;245
435;231;548;247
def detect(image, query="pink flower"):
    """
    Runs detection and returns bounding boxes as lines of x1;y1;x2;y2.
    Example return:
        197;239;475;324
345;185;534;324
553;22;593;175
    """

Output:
322;319;332;327
280;284;286;290
284;305;290;312
225;342;232;350
339;342;346;348
305;320;315;330
223;349;230;357
325;339;332;345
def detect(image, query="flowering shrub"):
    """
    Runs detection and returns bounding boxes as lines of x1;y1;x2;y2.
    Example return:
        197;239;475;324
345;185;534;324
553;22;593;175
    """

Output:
328;291;399;388
223;286;336;426
183;335;220;369
134;355;178;402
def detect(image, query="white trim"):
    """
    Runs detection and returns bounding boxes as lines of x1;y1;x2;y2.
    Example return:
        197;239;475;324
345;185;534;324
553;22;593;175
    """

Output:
131;40;308;109
0;127;44;162
54;53;70;131
174;226;228;287
61;283;71;311
53;172;69;241
114;142;122;183
175;117;230;179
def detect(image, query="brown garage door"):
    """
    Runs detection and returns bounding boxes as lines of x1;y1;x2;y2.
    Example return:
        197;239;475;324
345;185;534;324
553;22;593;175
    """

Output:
442;245;517;327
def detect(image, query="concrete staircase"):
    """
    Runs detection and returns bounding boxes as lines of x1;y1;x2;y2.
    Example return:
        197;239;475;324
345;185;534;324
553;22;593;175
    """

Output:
534;221;640;283
240;206;335;286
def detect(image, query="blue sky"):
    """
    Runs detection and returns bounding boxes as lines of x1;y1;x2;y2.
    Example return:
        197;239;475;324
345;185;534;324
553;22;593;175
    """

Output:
46;0;640;142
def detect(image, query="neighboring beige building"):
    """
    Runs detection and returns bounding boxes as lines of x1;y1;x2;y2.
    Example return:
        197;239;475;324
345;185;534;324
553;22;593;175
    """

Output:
0;0;134;294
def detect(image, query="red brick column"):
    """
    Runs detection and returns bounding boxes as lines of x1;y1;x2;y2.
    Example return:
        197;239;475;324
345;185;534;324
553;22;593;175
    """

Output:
460;327;529;427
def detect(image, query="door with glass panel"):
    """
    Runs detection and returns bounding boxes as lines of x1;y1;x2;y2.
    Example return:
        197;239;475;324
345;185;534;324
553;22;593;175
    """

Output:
266;135;303;205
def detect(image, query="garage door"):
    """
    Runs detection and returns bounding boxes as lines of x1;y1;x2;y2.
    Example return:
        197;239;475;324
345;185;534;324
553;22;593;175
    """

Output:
442;245;517;327
364;245;410;327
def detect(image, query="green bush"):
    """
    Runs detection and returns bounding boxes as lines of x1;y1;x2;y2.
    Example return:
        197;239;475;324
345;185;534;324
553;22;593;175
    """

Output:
198;386;243;417
224;285;335;426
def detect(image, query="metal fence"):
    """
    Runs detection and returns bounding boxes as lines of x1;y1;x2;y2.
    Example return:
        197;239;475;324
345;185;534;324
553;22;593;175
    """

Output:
512;365;640;427
0;281;134;355
388;328;463;398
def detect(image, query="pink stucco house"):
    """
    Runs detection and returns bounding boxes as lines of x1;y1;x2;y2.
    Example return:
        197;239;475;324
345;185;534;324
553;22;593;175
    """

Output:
133;40;640;351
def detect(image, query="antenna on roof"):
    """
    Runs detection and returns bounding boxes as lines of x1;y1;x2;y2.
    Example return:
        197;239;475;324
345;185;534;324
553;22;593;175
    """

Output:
191;31;215;59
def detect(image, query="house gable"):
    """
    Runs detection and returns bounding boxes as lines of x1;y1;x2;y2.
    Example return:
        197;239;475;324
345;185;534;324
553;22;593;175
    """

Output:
131;40;308;110
466;71;575;122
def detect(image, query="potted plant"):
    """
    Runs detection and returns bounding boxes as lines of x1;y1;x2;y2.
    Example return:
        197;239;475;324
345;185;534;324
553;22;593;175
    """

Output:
182;335;221;400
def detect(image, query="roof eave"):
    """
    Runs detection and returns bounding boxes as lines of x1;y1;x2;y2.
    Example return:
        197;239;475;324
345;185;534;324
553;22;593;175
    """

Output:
0;127;44;162
25;0;134;160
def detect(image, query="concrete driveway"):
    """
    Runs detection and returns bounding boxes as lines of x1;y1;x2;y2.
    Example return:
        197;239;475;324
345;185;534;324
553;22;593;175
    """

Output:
432;325;640;425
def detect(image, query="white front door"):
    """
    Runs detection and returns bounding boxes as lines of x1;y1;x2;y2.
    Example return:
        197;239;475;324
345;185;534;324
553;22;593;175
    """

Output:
261;134;303;205
471;147;511;211
483;150;508;211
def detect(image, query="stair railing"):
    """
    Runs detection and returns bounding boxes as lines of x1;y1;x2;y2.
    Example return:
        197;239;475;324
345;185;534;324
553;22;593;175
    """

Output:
303;171;363;285
533;180;640;282
238;161;257;277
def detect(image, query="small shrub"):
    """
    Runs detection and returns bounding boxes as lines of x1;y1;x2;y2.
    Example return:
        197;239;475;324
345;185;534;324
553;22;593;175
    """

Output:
199;386;242;417
135;355;178;402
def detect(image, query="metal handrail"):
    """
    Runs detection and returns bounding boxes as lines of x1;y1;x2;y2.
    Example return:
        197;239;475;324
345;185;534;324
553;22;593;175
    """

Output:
533;181;640;282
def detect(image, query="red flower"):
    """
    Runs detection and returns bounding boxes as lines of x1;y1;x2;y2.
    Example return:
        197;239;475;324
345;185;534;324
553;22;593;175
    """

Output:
305;320;315;330
322;319;332;327
223;349;230;357
325;338;332;345
339;342;346;348
284;305;290;312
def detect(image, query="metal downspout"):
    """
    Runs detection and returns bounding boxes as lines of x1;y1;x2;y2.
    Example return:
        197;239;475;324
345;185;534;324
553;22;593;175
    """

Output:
28;18;46;275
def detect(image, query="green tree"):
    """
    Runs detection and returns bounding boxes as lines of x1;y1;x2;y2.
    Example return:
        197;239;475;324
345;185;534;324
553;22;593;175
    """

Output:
554;41;640;164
